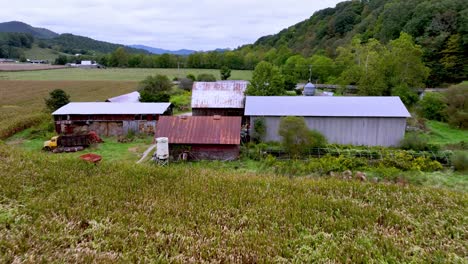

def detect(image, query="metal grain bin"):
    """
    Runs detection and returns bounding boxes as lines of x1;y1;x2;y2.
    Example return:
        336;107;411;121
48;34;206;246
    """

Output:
304;82;316;96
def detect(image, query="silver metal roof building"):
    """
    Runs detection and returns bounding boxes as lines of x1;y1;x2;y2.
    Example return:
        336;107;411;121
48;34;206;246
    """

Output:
245;96;411;117
191;81;249;109
53;102;171;115
245;96;411;147
106;91;140;103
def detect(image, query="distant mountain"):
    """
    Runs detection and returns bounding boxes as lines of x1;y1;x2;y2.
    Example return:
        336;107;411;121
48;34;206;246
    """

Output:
0;21;58;39
46;34;149;54
129;45;196;55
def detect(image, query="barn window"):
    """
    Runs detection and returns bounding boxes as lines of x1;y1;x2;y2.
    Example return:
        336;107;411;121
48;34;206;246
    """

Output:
134;115;139;120
142;114;147;121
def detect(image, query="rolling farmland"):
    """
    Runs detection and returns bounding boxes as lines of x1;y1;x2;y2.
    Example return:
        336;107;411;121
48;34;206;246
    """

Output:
0;67;253;81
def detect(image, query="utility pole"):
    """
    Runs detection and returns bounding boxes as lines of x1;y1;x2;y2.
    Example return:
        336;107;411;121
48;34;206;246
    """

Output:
308;65;312;83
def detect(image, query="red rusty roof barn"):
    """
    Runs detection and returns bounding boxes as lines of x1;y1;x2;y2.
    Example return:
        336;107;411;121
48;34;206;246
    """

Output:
155;116;241;160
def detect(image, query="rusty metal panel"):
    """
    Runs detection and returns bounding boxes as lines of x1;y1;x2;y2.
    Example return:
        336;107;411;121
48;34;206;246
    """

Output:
191;81;249;109
156;116;241;145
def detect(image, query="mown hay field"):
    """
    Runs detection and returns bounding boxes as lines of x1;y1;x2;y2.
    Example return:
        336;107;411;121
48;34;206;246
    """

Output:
0;146;467;263
0;80;138;139
0;67;253;81
0;63;67;72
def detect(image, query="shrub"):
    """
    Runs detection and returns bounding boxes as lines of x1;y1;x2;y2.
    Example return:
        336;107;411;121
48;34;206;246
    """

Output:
392;84;419;107
400;133;436;151
220;66;231;80
278;116;327;156
139;91;170;102
451;152;468;171
138;74;172;94
418;92;447;121
186;74;196;81
252;118;266;143
445;84;468;129
197;73;216;82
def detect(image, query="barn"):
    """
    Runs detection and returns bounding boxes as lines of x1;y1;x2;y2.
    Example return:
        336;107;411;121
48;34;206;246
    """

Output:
155;116;242;160
191;81;249;116
106;91;140;103
52;102;172;136
245;96;411;147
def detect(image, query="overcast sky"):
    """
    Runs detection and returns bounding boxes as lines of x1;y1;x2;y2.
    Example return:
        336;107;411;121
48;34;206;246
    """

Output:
4;0;343;51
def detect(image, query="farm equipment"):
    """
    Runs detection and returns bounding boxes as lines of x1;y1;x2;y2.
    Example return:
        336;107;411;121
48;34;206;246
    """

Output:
79;153;102;164
43;131;103;152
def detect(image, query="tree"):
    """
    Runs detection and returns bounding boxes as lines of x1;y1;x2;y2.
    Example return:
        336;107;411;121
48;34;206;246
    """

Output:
45;89;70;112
220;66;231;80
245;61;285;96
109;47;129;67
197;73;216;82
54;55;68;65
418;92;447;121
138;74;172;94
138;75;173;102
278;116;327;157
178;78;194;91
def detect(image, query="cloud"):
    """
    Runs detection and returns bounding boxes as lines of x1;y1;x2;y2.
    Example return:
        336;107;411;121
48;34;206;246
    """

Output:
3;0;342;50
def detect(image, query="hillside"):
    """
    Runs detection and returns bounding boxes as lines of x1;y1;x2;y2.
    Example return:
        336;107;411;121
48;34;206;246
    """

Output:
239;0;467;84
0;21;58;39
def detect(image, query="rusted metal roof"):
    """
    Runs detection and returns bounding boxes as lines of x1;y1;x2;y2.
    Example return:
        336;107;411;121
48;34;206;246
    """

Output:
191;81;249;109
155;116;241;145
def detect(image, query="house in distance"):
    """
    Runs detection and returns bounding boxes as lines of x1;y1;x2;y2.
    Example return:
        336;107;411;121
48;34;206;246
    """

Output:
155;116;242;160
52;102;172;136
245;96;411;147
191;80;249;116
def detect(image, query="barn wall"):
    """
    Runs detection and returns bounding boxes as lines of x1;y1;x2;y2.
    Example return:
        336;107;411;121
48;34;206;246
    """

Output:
57;120;158;136
169;144;240;160
250;116;406;147
192;108;244;117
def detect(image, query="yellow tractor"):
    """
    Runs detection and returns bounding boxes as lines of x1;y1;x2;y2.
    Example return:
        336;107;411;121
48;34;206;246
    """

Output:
43;136;60;151
43;132;102;152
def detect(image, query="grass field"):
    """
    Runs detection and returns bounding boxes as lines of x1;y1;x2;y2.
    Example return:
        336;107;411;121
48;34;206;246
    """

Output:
0;80;138;139
23;44;69;61
427;121;468;146
0;145;466;263
0;68;253;81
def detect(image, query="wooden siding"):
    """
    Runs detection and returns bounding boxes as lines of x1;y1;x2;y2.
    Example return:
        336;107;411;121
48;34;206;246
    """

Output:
169;144;240;161
250;116;407;147
192;108;244;117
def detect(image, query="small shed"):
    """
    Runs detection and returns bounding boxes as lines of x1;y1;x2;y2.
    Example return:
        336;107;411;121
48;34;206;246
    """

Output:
106;91;141;103
191;81;249;116
52;102;172;136
245;96;411;147
155;116;242;160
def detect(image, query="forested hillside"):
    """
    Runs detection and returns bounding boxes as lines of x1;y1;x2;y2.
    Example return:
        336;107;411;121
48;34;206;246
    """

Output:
43;34;148;55
233;0;467;86
0;21;58;39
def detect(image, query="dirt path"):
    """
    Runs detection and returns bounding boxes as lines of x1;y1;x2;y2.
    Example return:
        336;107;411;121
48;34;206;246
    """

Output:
136;144;156;164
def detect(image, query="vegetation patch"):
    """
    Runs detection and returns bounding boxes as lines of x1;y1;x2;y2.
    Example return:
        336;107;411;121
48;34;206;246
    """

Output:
0;146;467;262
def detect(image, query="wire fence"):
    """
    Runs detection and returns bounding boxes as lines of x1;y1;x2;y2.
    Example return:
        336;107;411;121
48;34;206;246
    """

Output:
255;147;453;166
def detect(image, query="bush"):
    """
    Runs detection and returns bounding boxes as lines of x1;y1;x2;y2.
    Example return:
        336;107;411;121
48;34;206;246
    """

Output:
197;73;216;82
252;118;266;143
445;84;468;129
186;74;196;81
220;66;231;80
139;91;170;102
400;133;439;151
451;152;468;171
418;92;447;121
392;84;419;107
278;116;327;156
138;74;172;94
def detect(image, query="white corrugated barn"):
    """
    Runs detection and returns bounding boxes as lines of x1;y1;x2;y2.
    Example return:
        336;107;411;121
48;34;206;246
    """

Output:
52;102;172;136
191;81;249;116
245;96;411;147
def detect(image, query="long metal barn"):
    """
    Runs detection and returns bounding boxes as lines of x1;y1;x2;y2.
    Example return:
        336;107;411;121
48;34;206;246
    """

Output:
244;96;411;147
